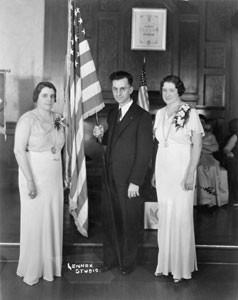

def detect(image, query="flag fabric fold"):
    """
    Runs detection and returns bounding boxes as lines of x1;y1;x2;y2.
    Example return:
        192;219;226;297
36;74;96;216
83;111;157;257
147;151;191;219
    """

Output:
137;60;150;112
64;0;105;237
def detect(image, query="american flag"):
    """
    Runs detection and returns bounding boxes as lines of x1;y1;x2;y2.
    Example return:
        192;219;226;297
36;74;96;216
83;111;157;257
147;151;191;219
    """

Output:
64;0;105;237
137;59;150;112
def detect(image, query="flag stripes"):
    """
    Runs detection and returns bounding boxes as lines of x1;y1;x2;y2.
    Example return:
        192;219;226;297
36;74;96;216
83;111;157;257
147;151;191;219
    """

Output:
81;62;96;78
64;0;104;237
137;59;150;112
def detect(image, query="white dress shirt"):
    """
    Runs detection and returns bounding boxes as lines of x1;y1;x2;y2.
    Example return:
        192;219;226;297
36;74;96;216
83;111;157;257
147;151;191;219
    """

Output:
119;99;133;121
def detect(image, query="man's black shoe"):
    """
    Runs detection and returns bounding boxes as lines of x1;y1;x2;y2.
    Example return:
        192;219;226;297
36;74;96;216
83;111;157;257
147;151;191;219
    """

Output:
120;266;134;276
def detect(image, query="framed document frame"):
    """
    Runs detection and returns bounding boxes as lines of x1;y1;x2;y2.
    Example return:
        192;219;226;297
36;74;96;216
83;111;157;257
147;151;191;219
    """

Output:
131;8;167;51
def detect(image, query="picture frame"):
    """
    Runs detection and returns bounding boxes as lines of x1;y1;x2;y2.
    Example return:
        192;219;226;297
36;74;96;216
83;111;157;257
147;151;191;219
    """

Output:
131;8;167;51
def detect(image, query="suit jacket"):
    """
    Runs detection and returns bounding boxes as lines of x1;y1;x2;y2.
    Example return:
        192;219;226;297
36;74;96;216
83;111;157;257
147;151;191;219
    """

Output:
105;101;153;187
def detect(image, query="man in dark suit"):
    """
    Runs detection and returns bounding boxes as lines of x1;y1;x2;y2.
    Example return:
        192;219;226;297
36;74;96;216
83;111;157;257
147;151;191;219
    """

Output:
93;71;153;275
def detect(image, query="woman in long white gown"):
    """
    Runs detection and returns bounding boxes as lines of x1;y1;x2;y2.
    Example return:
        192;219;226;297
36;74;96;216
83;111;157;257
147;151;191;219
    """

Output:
14;82;65;285
152;75;204;283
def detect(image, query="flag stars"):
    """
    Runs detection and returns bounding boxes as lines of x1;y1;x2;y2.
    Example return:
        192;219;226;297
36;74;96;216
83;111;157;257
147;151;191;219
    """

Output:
139;70;147;86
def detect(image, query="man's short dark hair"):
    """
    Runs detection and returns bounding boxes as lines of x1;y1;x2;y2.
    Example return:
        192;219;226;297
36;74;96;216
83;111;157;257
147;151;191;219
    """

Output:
109;71;133;86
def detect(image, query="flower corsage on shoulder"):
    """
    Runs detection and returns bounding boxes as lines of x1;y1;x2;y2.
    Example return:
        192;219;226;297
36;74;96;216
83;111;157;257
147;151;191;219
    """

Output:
54;114;66;131
173;103;191;130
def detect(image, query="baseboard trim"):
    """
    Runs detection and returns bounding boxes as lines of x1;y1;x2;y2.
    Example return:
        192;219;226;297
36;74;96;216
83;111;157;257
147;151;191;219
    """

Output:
196;245;238;249
0;243;20;246
0;243;238;249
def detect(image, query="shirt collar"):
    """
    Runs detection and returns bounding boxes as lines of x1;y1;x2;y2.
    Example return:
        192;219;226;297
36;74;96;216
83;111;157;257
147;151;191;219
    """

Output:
119;99;133;119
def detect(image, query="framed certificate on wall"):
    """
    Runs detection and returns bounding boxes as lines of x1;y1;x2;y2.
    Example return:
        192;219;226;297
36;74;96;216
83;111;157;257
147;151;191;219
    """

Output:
131;8;167;51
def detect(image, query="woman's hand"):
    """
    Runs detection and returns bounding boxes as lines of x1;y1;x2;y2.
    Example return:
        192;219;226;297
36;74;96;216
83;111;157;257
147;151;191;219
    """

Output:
184;172;194;191
27;179;37;199
14;116;37;198
223;134;237;158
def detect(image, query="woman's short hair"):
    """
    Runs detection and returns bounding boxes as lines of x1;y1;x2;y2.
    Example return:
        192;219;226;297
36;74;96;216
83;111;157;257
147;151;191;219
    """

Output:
199;114;207;122
160;75;186;96
109;71;133;86
32;81;57;103
228;118;238;135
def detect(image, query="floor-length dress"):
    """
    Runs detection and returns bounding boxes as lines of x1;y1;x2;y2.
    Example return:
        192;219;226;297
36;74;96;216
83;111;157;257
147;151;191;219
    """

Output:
197;150;229;207
223;135;238;205
154;107;204;280
16;110;65;285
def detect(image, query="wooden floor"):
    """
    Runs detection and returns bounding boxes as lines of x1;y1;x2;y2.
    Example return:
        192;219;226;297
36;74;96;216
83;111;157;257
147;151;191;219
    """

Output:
1;261;238;300
0;186;238;299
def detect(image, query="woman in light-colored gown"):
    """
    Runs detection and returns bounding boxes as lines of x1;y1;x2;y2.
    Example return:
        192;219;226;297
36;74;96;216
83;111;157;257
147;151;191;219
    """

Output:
14;82;65;285
152;75;204;283
197;116;229;207
223;118;238;205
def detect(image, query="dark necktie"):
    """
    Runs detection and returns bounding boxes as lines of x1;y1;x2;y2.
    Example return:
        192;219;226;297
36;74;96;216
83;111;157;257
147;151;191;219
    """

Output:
117;108;122;123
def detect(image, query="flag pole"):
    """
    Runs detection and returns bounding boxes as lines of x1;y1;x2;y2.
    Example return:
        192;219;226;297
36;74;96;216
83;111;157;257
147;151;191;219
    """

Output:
95;112;122;268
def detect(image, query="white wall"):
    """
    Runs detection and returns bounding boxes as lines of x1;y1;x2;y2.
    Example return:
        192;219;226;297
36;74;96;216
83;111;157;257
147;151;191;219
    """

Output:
0;0;45;121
